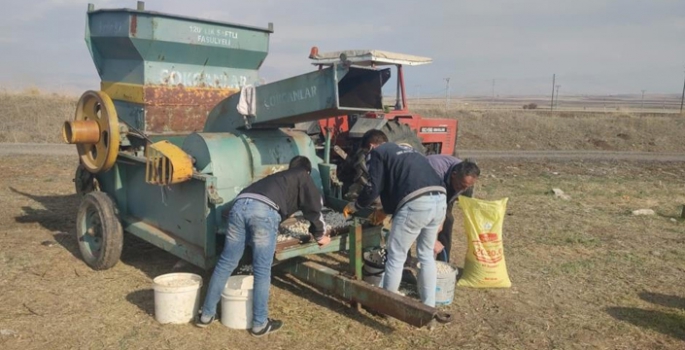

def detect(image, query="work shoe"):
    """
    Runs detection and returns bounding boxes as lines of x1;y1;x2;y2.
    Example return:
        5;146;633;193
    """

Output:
194;313;215;328
249;318;282;337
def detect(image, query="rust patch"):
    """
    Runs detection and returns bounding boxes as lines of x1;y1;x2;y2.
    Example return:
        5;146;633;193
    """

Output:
130;14;138;36
146;105;210;133
142;86;239;133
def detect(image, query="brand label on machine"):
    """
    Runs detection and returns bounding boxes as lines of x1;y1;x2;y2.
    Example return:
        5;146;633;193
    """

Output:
264;86;318;108
420;126;448;133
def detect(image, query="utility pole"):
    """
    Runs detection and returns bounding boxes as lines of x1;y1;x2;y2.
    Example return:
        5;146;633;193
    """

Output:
555;85;561;108
680;70;685;114
444;78;451;110
491;79;495;106
641;89;646;112
550;74;556;111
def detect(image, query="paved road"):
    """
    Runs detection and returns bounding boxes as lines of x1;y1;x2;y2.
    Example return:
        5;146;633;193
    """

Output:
455;150;685;162
1;143;684;161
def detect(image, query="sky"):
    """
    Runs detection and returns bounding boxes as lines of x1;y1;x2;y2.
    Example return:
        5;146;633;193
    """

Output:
1;0;684;97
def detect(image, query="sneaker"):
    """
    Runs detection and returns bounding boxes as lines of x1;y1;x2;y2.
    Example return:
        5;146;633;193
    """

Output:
195;313;215;328
249;318;283;337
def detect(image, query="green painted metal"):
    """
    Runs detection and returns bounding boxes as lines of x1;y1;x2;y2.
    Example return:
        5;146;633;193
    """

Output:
82;4;385;273
203;65;386;133
85;6;271;87
349;220;363;280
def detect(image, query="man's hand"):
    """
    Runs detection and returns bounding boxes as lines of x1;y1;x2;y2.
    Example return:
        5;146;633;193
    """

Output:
317;235;331;247
343;202;357;218
434;240;445;257
367;209;386;226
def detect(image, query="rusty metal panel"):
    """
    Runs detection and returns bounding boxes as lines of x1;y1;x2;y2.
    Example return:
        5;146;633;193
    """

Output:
280;259;453;328
144;86;239;133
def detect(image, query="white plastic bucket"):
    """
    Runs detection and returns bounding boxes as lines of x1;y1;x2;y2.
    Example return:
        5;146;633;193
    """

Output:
417;261;459;306
362;249;386;287
152;273;203;324
220;275;254;329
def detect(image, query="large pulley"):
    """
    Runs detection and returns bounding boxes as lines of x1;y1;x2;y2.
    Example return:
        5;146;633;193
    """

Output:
62;90;120;173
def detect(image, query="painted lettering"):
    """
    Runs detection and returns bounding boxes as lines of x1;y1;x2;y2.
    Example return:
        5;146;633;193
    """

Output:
189;25;239;47
263;86;318;108
159;69;248;88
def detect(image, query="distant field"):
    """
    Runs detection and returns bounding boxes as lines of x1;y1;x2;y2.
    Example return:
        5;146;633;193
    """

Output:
2;90;684;153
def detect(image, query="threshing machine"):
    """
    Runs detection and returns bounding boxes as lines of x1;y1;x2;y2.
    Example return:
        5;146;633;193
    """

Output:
293;48;459;200
62;2;452;327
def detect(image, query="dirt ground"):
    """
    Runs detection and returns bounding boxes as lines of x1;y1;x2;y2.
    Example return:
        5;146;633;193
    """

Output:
1;154;683;350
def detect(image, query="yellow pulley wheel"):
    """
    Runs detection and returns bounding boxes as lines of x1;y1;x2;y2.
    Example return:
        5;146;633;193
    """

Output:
66;90;120;173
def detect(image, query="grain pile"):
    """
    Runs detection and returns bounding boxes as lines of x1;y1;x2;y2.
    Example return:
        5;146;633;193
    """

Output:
278;211;350;242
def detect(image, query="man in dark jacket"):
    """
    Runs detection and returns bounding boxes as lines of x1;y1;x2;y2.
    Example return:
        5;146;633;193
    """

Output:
197;156;330;336
343;130;447;307
426;155;480;262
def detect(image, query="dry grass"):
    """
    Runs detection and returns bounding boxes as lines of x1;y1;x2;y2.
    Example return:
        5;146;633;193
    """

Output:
2;91;685;154
413;107;685;153
0;154;684;349
0;91;75;143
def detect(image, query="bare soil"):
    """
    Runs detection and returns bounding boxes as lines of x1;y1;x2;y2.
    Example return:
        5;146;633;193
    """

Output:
1;154;683;350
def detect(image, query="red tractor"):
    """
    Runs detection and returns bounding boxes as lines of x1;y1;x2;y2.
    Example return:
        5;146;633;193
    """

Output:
295;47;459;200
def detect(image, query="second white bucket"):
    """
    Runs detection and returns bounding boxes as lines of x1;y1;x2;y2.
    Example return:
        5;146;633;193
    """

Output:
220;275;254;329
362;249;386;287
152;273;203;324
417;261;459;306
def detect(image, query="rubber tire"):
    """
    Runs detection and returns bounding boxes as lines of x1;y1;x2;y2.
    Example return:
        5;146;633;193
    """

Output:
76;192;124;270
353;120;425;185
381;120;425;154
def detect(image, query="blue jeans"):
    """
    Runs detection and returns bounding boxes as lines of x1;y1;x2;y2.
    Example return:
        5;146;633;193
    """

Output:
382;193;446;307
200;198;280;329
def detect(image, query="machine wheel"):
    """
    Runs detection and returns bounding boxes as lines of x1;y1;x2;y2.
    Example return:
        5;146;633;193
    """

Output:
381;120;425;154
74;163;100;196
69;91;121;173
76;192;123;270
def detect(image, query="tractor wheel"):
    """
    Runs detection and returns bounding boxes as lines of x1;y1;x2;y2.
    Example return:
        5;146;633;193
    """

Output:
381;120;425;154
76;192;123;270
345;120;425;200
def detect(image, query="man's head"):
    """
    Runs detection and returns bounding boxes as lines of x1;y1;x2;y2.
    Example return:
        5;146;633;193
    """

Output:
360;129;388;150
289;156;312;173
449;160;480;193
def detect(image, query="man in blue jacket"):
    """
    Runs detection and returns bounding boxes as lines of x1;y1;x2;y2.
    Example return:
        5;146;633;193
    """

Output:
344;130;447;307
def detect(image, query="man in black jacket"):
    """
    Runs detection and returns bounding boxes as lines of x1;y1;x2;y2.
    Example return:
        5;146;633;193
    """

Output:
197;156;330;336
343;130;447;307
